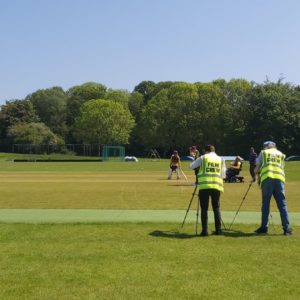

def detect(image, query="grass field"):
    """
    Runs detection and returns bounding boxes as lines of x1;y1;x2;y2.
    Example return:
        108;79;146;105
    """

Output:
0;155;299;299
0;159;299;212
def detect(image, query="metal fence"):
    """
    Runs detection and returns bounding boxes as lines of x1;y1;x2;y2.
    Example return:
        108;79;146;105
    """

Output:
12;144;102;156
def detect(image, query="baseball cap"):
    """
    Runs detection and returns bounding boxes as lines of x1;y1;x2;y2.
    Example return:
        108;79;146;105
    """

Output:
263;141;276;148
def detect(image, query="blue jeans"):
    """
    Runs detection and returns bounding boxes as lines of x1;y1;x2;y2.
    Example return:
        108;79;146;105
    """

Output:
261;178;290;230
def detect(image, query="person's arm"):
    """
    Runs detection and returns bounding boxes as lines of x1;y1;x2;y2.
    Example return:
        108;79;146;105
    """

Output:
254;153;262;174
231;161;241;170
221;159;227;179
190;157;201;170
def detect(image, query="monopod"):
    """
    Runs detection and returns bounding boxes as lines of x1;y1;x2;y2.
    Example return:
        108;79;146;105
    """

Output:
228;180;254;230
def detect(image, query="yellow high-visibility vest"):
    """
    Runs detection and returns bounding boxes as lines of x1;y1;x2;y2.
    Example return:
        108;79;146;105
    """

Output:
197;154;224;192
260;148;285;184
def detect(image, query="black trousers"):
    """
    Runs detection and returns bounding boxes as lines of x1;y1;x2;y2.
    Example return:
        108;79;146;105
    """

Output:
249;164;256;181
198;189;221;232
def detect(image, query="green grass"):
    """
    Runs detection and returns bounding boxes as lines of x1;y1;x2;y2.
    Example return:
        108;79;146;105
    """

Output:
0;153;299;299
0;223;299;300
0;159;299;212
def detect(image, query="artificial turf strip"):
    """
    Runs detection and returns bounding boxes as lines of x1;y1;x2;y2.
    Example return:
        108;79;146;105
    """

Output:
0;223;299;300
0;209;300;225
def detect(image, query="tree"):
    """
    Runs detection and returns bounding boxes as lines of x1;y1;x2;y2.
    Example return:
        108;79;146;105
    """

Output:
212;79;253;154
128;92;145;122
133;80;156;102
137;83;199;152
137;82;229;155
244;82;300;156
26;87;68;138
74;99;135;144
0;99;39;141
105;89;130;108
66;82;107;126
7;122;64;145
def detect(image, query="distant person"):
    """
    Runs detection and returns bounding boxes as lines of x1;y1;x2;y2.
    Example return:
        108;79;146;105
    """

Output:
190;144;226;236
225;156;242;181
189;145;200;183
168;150;181;180
249;147;257;182
254;141;292;235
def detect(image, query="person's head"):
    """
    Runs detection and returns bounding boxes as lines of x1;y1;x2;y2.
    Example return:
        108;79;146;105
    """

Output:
235;156;242;162
173;150;178;155
263;141;276;149
204;144;215;153
250;147;255;152
191;145;197;150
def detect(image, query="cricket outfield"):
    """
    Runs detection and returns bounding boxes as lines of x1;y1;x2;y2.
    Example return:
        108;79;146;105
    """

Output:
0;158;299;299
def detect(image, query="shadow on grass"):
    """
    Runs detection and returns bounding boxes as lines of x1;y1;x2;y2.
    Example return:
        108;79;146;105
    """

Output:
149;229;281;239
221;229;257;238
149;230;197;239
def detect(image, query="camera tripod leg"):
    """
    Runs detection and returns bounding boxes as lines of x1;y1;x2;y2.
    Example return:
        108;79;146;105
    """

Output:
228;181;253;230
181;185;198;229
196;197;200;235
221;218;227;230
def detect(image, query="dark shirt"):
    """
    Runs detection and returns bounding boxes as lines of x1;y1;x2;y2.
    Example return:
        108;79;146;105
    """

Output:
249;152;257;166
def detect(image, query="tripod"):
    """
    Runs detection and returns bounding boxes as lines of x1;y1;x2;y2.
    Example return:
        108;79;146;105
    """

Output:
228;180;254;230
181;185;198;234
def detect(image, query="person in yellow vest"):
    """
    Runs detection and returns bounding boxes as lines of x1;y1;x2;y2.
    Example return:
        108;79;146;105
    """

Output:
168;150;181;180
254;141;292;235
190;144;226;236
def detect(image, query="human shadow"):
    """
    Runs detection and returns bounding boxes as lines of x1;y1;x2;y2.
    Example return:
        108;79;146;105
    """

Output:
221;229;258;238
217;229;280;238
149;230;197;239
149;228;279;239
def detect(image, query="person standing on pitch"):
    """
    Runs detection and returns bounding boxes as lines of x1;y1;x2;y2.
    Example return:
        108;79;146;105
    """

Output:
254;141;292;235
189;145;200;184
168;150;181;180
190;144;226;236
249;147;257;182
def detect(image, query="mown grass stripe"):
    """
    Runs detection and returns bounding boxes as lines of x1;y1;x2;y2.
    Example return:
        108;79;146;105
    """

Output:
0;209;299;225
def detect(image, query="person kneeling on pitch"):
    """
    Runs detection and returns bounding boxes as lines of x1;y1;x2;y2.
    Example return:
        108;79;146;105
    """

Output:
190;144;226;236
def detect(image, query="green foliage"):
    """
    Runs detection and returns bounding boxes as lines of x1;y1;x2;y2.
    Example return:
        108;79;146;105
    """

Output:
66;82;107;126
133;80;156;102
26;87;68;138
105;89;130;108
138;82;227;151
74;99;135;144
7;122;64;145
244;82;300;154
1;79;300;157
0;99;39;139
128;92;145;121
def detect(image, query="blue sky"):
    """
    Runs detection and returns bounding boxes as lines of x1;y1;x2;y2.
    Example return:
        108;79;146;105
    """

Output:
1;0;299;104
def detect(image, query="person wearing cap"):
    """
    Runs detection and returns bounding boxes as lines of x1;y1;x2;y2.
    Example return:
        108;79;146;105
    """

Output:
190;144;227;236
189;145;200;184
254;141;292;235
168;150;181;180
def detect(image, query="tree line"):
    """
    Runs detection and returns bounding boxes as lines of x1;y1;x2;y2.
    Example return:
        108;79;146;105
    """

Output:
0;79;299;158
